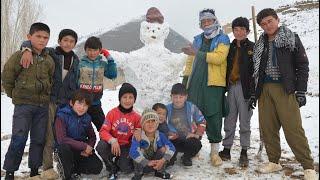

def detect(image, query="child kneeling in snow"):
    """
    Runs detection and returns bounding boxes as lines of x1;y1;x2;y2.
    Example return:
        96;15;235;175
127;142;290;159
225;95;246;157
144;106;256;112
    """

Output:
97;83;141;179
130;108;175;180
54;90;103;179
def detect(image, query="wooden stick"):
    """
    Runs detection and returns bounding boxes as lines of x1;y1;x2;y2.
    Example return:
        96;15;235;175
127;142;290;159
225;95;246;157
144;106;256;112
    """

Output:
251;6;258;42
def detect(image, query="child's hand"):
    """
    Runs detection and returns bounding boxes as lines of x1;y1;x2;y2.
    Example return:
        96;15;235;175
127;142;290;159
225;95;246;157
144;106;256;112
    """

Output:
168;132;178;140
133;128;142;141
100;48;110;57
20;50;33;68
85;145;93;155
147;160;156;167
186;133;199;139
80;151;90;157
111;141;121;156
153;158;166;170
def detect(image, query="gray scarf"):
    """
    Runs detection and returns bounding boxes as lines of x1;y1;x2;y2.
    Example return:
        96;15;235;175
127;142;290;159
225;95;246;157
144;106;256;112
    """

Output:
253;25;296;87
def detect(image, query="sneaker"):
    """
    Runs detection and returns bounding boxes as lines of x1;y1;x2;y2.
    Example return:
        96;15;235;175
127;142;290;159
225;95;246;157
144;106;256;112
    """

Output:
239;153;249;167
54;151;65;179
108;172;118;180
40;168;59;179
70;173;81;180
257;162;282;173
181;155;192;167
154;171;173;179
131;173;143;180
211;154;223;167
5;171;14;180
304;169;317;180
218;148;231;161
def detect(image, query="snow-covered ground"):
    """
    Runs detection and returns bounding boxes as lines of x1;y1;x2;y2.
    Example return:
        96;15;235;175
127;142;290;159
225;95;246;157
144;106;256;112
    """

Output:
1;2;319;180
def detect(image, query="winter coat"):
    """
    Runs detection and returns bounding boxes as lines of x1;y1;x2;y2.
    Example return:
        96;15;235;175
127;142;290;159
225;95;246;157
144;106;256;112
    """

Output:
54;105;96;151
185;32;230;87
2;50;55;106
78;55;117;105
129;130;175;167
254;29;309;99
226;38;255;99
21;40;80;106
99;107;141;146
166;101;206;137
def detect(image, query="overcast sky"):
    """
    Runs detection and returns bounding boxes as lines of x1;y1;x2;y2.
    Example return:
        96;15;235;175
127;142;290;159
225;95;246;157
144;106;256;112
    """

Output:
39;0;295;46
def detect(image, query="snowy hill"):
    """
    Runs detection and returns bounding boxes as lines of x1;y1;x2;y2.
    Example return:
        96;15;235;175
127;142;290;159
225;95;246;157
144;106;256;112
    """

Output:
1;1;319;179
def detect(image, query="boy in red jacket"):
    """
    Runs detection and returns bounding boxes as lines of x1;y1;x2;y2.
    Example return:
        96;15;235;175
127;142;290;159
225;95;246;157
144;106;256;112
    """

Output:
97;83;141;180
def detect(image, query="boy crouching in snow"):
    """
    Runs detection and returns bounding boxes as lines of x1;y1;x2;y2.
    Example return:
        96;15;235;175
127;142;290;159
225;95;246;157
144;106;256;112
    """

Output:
130;108;175;180
54;90;103;179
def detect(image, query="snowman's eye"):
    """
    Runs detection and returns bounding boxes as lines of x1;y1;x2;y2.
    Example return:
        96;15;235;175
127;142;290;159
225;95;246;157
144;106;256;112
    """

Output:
147;27;150;30
158;27;160;30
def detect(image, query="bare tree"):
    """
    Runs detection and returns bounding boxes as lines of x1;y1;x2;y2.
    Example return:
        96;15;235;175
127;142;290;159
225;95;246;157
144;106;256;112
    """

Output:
1;0;43;72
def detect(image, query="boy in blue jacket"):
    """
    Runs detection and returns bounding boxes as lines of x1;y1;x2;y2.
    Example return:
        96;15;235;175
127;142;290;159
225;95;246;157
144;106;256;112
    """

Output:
130;108;175;180
54;90;102;179
79;36;117;131
166;83;206;167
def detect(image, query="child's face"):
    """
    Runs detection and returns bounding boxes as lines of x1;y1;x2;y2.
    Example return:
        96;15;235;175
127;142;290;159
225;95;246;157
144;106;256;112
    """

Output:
259;15;279;37
58;35;76;53
171;94;187;109
233;27;248;41
27;31;50;53
155;108;167;123
85;48;101;60
70;100;89;116
120;93;135;109
143;119;157;134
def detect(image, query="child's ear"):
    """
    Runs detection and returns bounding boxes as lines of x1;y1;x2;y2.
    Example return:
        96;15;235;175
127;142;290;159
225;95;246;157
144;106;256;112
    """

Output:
27;34;31;40
69;100;73;107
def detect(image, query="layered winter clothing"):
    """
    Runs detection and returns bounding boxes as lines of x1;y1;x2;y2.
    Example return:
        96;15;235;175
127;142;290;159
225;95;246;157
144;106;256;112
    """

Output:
222;38;254;150
186;32;229;143
78;54;117;131
2;48;54;172
54;105;102;179
2;50;55;106
129;131;175;167
253;25;314;170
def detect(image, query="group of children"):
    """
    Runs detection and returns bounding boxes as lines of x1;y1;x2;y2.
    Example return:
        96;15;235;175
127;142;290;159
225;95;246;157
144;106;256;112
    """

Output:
1;6;317;180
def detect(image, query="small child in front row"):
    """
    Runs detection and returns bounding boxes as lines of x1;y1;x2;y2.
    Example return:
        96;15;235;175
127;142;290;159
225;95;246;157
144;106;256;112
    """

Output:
130;108;175;180
152;103;170;138
97;83;141;180
54;90;103;180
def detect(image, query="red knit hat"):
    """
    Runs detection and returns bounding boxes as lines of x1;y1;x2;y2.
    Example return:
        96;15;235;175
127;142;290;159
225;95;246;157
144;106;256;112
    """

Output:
146;7;164;24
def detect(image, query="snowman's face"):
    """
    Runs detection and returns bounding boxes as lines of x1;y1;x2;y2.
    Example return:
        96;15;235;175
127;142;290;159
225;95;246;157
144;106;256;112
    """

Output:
140;21;169;44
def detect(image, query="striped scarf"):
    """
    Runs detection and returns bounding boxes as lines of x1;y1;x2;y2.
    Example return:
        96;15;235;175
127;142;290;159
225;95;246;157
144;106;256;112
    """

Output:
253;25;296;87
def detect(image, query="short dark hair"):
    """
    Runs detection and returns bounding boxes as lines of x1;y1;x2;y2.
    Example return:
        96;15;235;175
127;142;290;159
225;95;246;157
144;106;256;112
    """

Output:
232;17;250;32
58;29;78;44
152;103;167;112
70;90;91;106
257;8;278;25
29;22;50;35
171;83;187;95
84;36;102;50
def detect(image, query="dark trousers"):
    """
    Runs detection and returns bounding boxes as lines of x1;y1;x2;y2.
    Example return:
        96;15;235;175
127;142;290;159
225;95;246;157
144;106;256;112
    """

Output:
87;104;105;131
170;137;202;162
3;104;48;172
133;149;167;175
57;144;102;179
96;140;133;174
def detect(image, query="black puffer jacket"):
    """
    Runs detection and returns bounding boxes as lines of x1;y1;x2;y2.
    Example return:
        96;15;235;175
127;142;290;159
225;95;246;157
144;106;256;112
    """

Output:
226;38;255;99
255;34;309;99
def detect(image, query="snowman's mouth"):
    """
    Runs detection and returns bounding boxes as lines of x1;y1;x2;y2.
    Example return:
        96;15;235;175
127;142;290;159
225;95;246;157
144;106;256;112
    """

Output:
151;36;156;39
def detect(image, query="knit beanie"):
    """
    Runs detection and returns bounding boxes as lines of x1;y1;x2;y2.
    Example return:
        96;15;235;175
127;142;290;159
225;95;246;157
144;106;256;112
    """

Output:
141;108;159;128
118;83;137;102
58;29;78;43
146;7;164;24
232;17;250;32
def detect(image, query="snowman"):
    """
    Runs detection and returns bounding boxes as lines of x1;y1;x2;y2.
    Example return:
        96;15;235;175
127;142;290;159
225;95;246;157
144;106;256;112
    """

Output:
110;7;187;109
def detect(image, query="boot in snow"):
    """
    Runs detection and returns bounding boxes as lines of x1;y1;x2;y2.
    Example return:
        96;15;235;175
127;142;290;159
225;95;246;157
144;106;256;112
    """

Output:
257;162;282;173
304;169;317;180
239;150;249;167
219;148;231;161
210;143;222;166
40;168;59;179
